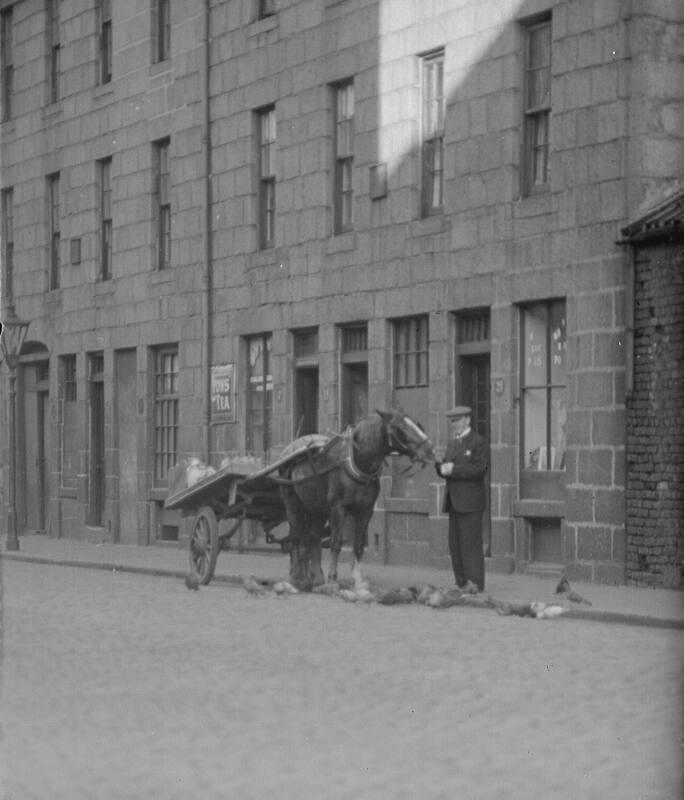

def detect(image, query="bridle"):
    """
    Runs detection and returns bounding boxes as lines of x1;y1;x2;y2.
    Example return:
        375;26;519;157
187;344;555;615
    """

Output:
383;413;430;462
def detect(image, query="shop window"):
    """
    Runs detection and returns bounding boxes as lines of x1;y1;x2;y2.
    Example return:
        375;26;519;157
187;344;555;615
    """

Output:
520;299;566;498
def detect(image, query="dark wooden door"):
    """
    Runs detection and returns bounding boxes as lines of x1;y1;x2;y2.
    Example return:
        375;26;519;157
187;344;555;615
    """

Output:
90;380;105;526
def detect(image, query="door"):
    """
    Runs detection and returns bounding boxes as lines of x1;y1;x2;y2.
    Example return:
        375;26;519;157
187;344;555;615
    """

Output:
341;362;368;427
89;376;105;526
116;350;138;543
458;353;491;554
294;366;319;436
22;364;50;534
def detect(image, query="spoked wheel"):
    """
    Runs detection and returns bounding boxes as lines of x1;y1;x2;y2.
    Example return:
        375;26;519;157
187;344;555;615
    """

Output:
188;506;219;585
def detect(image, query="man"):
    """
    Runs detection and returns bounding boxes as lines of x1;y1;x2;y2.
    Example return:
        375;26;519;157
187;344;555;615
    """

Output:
436;405;488;593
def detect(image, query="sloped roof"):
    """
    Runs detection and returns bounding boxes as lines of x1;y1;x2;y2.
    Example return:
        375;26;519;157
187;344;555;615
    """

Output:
621;189;684;242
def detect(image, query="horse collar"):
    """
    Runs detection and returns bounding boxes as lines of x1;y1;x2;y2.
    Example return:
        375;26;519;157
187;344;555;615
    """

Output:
341;428;383;484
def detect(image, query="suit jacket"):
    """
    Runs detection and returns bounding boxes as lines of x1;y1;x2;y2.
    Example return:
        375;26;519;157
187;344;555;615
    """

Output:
437;429;488;514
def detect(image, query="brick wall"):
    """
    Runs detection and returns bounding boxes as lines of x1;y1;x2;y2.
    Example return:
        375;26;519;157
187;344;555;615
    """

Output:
626;241;684;588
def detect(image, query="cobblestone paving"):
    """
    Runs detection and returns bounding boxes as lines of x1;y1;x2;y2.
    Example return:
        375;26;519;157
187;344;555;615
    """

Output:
1;561;681;800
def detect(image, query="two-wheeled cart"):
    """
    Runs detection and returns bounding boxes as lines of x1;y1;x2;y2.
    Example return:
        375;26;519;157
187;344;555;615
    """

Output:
164;435;329;585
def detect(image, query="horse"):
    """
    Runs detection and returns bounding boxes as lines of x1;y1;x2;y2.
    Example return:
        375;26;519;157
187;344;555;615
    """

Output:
278;409;434;591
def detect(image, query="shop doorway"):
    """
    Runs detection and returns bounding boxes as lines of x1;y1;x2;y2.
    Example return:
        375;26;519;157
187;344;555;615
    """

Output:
21;359;50;534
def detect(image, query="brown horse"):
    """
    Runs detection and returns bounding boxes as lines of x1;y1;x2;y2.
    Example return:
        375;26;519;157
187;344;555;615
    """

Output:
278;410;434;590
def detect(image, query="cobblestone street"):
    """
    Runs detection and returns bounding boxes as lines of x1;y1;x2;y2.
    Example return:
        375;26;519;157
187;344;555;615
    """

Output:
1;560;681;800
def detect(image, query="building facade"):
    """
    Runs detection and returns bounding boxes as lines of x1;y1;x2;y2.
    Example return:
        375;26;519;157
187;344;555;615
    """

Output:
1;0;682;584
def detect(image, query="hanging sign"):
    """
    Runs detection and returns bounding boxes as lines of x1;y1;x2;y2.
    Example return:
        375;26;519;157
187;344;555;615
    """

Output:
211;364;236;422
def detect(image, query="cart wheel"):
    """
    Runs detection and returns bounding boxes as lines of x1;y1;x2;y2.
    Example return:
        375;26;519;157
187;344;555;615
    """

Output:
189;506;219;585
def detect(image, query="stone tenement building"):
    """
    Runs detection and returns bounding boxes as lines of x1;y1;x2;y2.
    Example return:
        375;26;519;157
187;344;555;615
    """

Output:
1;0;682;586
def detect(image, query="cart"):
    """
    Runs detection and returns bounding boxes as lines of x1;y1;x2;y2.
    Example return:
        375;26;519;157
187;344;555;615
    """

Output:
164;435;330;585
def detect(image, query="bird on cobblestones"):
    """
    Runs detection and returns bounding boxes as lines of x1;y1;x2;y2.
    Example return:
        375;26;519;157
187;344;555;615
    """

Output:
242;575;267;596
377;587;417;605
555;576;592;605
185;574;200;591
273;580;298;595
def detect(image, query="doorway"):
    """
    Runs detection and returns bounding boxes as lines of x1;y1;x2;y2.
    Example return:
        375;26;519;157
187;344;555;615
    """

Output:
89;354;105;526
22;360;50;534
115;349;138;543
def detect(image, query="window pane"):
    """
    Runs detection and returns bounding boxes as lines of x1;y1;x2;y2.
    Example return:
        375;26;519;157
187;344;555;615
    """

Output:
550;388;566;470
524;387;547;469
549;300;566;384
523;304;547;385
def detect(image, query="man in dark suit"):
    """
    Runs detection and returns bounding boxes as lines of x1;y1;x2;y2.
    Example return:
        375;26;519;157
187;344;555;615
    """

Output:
436;405;489;593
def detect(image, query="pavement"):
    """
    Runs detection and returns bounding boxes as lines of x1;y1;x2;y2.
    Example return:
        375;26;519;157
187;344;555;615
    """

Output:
1;533;683;629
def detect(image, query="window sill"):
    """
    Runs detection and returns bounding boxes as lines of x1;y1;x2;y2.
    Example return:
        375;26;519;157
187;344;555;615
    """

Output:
148;268;175;285
514;189;551;218
149;60;173;80
249;15;278;37
92;82;115;103
326;231;356;253
410;213;445;237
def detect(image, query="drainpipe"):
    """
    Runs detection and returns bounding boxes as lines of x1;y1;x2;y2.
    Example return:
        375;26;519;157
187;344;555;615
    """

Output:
201;0;212;463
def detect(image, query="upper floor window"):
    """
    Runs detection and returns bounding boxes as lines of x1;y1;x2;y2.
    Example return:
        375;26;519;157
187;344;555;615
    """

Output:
62;354;77;402
1;8;13;121
98;0;112;84
522;16;551;194
154;0;170;63
393;315;429;388
153;346;179;483
257;107;276;249
258;0;276;21
48;0;61;103
333;81;354;234
2;188;14;300
98;158;112;280
48;173;61;290
421;50;445;216
521;299;566;471
154;138;171;270
245;333;273;455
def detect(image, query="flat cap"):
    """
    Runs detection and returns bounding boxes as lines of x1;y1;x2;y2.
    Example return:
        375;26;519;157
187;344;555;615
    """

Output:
446;405;472;418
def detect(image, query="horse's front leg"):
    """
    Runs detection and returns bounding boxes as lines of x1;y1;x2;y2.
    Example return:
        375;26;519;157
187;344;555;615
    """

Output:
351;505;375;590
327;505;349;584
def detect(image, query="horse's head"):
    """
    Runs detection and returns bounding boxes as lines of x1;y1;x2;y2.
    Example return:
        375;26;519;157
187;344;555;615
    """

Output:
376;409;435;465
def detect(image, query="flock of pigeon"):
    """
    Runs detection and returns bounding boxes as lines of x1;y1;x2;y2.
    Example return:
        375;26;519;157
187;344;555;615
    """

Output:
185;571;592;620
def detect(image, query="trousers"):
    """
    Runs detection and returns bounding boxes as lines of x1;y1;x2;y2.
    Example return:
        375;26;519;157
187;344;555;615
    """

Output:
448;510;485;590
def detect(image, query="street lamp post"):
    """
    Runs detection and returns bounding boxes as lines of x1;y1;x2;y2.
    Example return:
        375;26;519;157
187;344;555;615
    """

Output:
1;304;30;551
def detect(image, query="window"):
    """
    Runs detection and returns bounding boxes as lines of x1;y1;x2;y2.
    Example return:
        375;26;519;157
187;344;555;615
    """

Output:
154;139;171;270
99;0;112;84
153;346;179;483
522;16;551;193
521;300;566;471
1;8;13;121
258;0;276;20
421;50;445;215
154;0;170;63
99;158;112;280
393;316;429;388
48;173;61;290
2;188;14;300
246;334;272;455
340;324;368;427
333;81;354;233
48;0;60;103
62;354;77;401
257;107;276;249
293;328;319;436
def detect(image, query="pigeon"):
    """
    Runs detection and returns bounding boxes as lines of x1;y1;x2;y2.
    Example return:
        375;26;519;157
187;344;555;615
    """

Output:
312;582;340;596
530;601;567;619
354;588;376;604
241;575;267;596
377;587;417;605
555;576;592;605
185;574;200;591
273;580;298;595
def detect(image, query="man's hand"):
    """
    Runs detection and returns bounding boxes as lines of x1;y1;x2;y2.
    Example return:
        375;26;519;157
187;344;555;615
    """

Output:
439;462;454;477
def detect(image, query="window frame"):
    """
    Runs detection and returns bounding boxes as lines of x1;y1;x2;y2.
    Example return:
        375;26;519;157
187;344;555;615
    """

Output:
333;80;354;234
99;0;112;84
152;345;179;485
245;333;273;455
393;315;429;389
257;107;276;250
2;187;14;301
48;0;60;104
519;299;567;477
99;157;113;280
154;138;171;270
522;15;552;196
154;0;170;63
48;172;61;290
420;49;445;217
1;7;13;122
